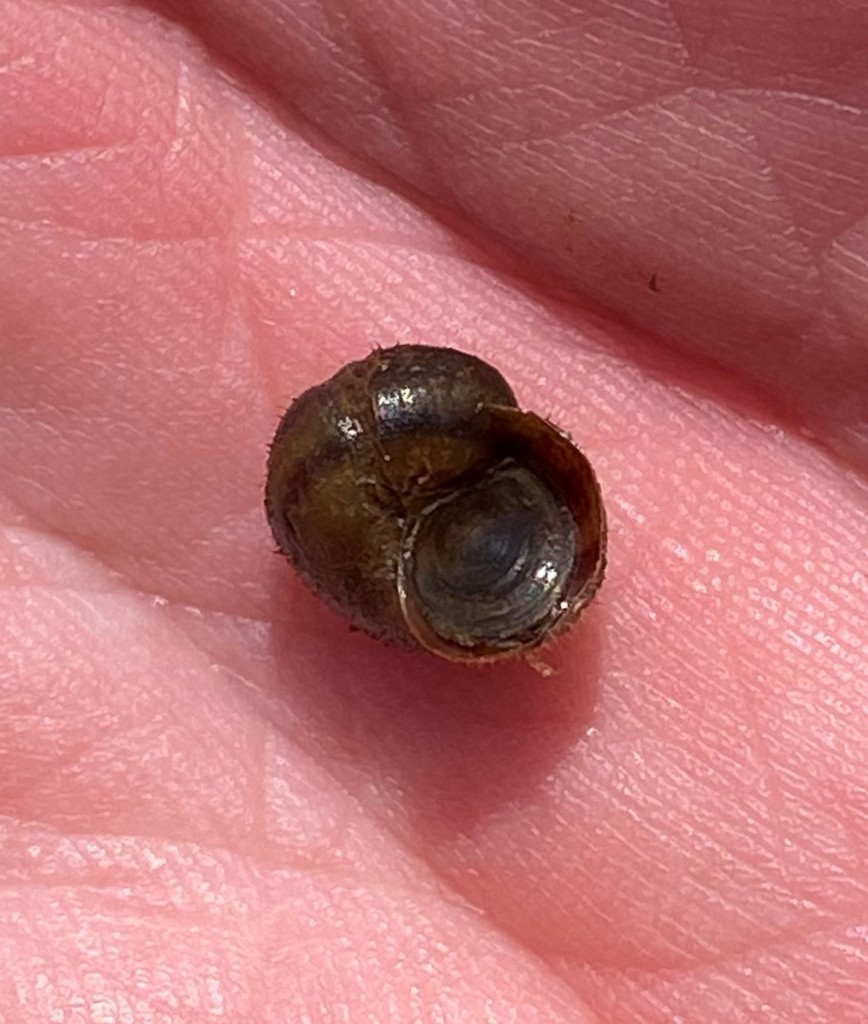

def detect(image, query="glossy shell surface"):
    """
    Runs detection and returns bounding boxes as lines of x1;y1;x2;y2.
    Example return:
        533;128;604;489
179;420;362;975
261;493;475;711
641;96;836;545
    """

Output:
265;345;606;663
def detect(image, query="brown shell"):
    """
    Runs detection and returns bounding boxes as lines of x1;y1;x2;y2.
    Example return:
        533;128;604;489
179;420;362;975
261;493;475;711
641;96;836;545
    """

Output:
265;344;606;663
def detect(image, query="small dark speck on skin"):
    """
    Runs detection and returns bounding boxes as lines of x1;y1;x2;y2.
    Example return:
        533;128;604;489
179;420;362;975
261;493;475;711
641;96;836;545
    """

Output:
648;273;660;293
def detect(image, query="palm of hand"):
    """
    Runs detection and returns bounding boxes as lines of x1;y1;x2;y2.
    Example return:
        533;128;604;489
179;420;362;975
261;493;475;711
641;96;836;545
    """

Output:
1;1;866;1021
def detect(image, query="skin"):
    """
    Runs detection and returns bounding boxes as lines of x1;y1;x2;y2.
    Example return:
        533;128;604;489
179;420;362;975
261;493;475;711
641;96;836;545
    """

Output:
1;0;866;1020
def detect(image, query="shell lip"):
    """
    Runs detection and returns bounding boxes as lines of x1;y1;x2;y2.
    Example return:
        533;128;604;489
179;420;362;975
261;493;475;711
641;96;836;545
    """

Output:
393;407;607;664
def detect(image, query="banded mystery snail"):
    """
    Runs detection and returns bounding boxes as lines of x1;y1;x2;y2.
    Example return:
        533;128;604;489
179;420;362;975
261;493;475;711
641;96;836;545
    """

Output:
265;345;606;664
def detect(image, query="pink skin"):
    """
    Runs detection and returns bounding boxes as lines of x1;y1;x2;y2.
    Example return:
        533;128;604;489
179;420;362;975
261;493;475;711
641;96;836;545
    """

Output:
0;0;866;1020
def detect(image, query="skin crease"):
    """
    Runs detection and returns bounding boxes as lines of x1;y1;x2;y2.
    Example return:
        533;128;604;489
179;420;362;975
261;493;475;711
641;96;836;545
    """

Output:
0;0;866;1021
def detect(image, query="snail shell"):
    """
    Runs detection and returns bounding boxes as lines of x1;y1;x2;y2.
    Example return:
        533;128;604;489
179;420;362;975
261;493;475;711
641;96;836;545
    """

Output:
265;345;606;663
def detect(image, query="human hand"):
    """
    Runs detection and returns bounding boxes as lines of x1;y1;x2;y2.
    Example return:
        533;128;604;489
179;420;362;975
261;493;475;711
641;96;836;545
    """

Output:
1;1;866;1021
